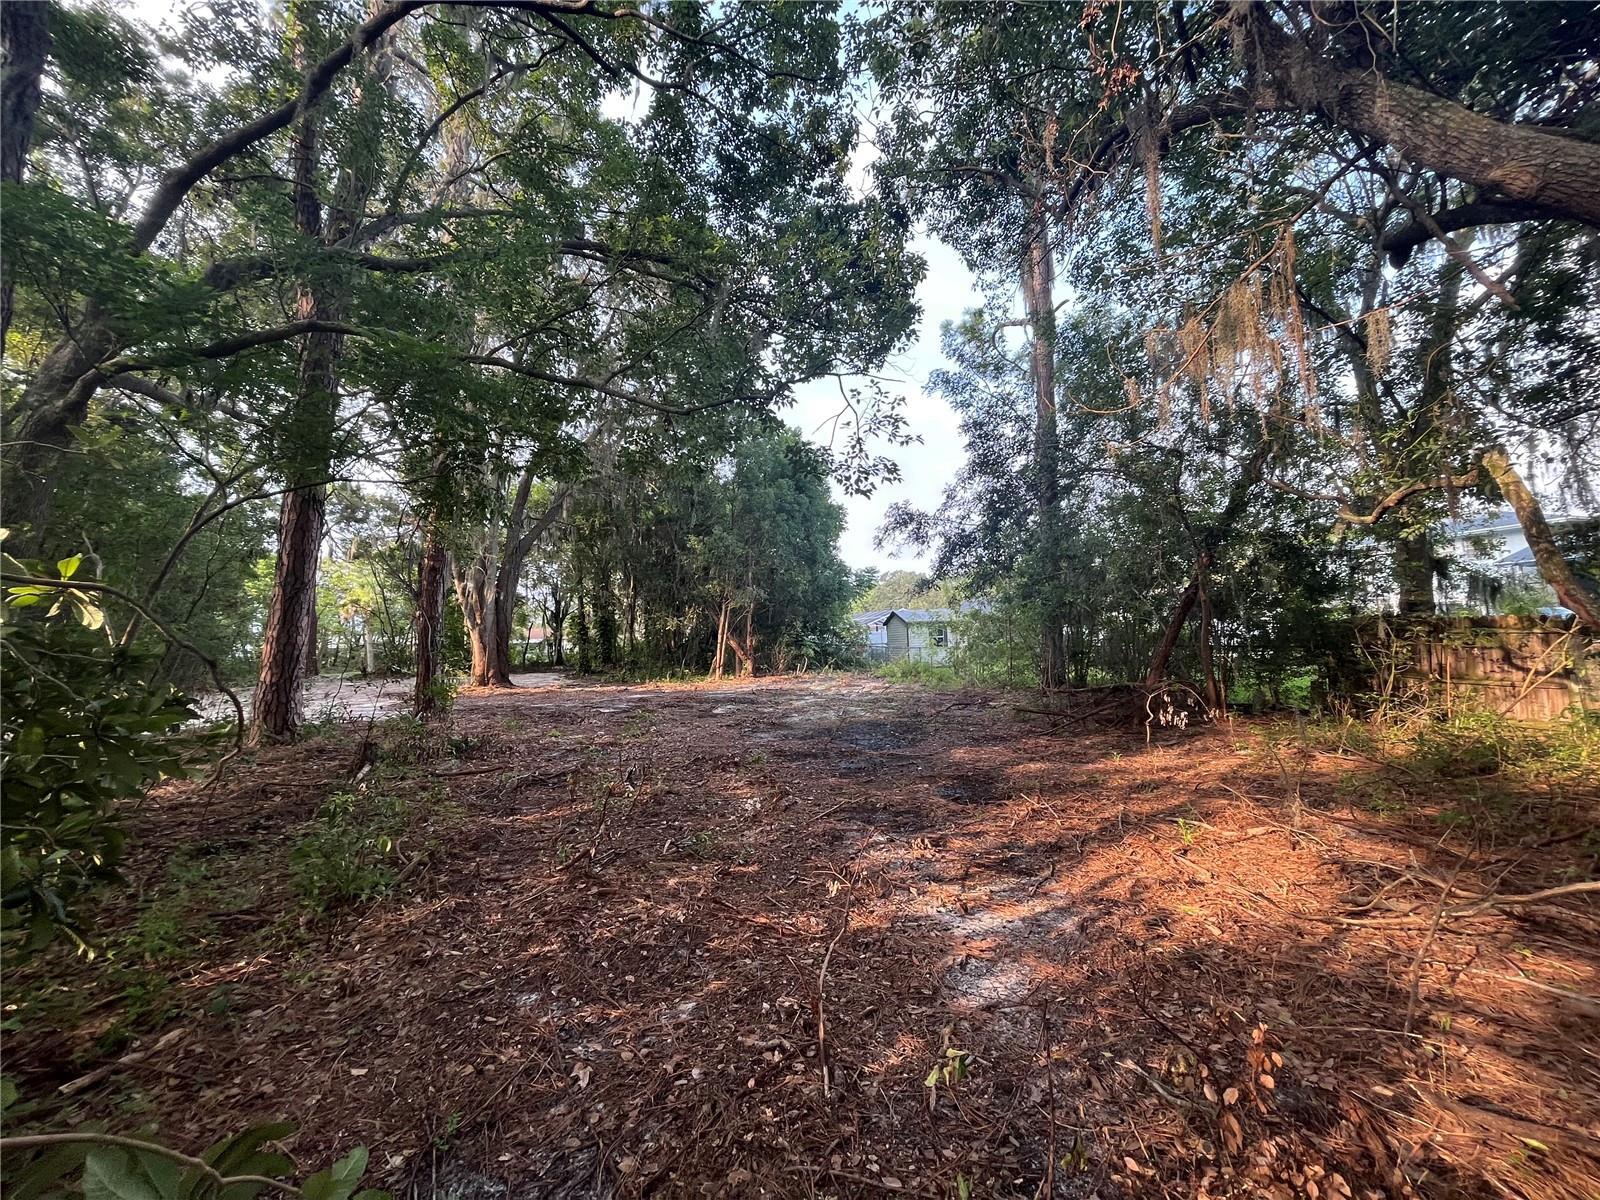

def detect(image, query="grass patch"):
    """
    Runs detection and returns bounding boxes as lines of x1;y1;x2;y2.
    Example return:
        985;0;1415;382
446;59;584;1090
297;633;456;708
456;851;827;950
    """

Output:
874;658;960;688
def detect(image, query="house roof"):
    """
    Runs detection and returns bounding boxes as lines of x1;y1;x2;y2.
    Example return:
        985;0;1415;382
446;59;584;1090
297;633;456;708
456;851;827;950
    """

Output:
851;601;988;625
1443;507;1589;538
1442;508;1520;537
888;608;953;624
1496;545;1538;568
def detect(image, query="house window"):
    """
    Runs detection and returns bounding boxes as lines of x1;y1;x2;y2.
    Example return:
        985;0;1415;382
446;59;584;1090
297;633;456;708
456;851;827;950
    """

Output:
932;626;948;647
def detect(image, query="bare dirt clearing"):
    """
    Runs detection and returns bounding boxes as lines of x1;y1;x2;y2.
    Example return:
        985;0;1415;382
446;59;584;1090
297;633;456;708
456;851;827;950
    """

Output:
9;675;1598;1199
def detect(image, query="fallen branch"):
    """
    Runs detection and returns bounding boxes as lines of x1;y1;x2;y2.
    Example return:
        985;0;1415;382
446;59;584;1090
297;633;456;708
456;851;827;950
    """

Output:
816;887;853;1100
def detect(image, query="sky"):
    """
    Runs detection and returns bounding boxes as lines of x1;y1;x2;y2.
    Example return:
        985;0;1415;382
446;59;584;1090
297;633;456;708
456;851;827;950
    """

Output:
784;236;980;575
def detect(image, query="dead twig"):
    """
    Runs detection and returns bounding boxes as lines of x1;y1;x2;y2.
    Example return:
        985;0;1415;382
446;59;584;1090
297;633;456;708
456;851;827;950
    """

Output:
816;885;853;1100
1405;857;1464;1034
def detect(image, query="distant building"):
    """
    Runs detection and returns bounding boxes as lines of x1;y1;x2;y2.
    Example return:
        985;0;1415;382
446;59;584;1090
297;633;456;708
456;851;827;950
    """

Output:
853;604;985;664
1439;508;1593;615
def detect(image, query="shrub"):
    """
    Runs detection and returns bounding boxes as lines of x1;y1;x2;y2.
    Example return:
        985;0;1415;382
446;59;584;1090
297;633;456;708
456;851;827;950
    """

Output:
290;791;410;912
875;657;959;687
0;1087;388;1200
945;607;1036;688
1410;706;1600;783
1;548;198;953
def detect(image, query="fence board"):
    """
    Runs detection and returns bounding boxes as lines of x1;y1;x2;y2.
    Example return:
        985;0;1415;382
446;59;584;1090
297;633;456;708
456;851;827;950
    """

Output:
1357;615;1596;721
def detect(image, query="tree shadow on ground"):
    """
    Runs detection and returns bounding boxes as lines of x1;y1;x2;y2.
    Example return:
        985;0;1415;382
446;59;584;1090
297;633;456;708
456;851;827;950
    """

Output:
5;676;1596;1200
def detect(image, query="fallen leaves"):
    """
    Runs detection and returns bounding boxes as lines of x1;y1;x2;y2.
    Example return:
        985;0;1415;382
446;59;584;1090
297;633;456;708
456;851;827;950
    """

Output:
9;675;1596;1200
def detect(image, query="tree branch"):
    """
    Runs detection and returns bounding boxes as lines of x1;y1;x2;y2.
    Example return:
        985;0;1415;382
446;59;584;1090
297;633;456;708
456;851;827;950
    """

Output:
463;354;744;415
1381;198;1554;267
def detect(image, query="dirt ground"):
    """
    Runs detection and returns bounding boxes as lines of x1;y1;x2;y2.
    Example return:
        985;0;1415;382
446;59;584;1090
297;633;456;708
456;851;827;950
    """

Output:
7;675;1599;1199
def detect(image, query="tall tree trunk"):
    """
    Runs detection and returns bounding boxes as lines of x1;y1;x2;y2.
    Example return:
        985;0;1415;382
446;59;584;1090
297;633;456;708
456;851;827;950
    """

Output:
575;588;592;674
250;18;393;740
363;616;377;676
1481;448;1600;629
2;326;116;553
1394;534;1436;615
548;584;566;667
1;1;49;359
453;470;566;687
1144;562;1206;687
453;555;514;687
711;596;731;680
594;556;618;669
1021;197;1067;689
413;526;448;715
462;607;514;686
738;599;756;678
303;584;321;678
251;485;326;742
251;286;341;740
625;574;638;658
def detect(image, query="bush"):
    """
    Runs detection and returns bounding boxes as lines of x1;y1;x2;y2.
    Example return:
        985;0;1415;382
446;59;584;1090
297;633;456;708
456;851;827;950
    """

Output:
0;1086;387;1200
1409;706;1600;783
781;620;867;671
946;607;1037;688
290;791;410;912
1;549;198;953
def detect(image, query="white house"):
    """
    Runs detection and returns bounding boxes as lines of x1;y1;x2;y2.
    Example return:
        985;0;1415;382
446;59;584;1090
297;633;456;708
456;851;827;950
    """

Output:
1438;508;1591;613
853;606;970;664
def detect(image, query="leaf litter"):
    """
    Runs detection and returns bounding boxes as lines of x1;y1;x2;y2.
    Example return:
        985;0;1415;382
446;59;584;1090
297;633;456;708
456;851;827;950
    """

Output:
7;674;1598;1200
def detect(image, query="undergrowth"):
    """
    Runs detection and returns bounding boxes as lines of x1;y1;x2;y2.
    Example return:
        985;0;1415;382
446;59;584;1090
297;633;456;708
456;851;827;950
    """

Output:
1283;706;1600;838
1407;707;1599;783
874;658;960;688
290;791;412;913
1312;706;1600;785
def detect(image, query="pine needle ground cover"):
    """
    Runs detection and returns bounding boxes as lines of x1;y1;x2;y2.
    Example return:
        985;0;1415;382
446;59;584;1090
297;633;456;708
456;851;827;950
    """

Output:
6;676;1597;1200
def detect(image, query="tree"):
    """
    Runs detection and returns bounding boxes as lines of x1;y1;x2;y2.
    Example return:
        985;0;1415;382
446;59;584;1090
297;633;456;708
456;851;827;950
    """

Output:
1041;1;1600;623
4;0;920;740
865;6;1103;686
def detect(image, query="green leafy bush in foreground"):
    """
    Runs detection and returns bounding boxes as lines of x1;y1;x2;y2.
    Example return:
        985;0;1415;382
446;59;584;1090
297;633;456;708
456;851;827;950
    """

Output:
0;1107;386;1200
291;791;411;913
1;545;197;953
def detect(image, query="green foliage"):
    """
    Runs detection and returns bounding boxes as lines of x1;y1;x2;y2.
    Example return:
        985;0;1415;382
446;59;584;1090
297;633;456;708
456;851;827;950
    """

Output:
859;570;953;613
1;547;197;954
923;1046;972;1106
1483;575;1560;618
945;605;1041;690
863;1;1600;696
541;427;862;678
44;445;275;686
290;792;410;913
0;1103;386;1200
875;658;959;689
1409;708;1600;785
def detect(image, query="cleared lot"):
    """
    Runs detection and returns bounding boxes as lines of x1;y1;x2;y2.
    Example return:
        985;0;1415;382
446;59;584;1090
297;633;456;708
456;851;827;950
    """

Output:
10;676;1598;1199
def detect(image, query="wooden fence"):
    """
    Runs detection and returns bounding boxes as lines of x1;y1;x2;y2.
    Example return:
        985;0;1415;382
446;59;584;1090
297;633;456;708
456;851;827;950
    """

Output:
1357;615;1597;721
